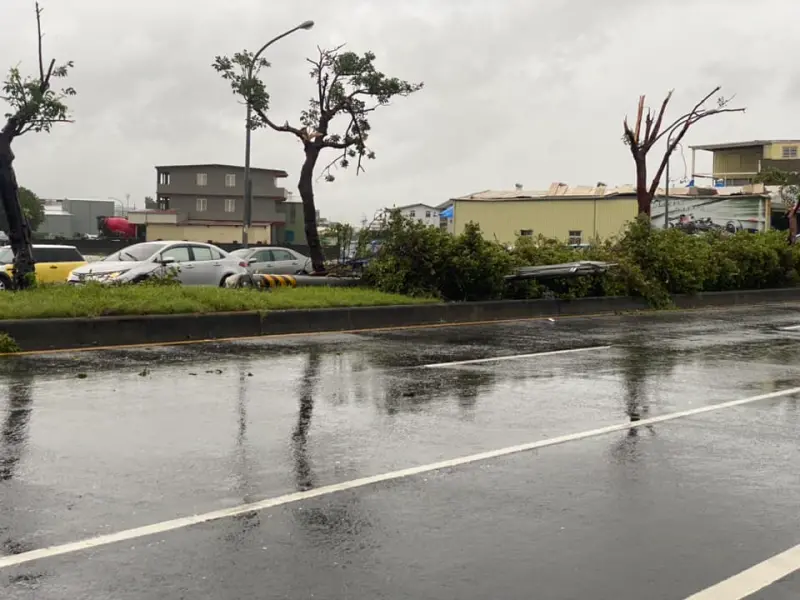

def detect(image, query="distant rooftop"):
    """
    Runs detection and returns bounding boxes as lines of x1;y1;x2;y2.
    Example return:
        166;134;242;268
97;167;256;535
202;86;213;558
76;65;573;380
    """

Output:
43;197;116;204
454;182;770;201
155;164;288;177
689;140;800;151
393;203;439;210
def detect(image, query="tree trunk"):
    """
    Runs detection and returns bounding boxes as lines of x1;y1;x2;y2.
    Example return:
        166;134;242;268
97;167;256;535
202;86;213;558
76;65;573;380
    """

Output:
0;136;35;289
634;154;651;216
297;145;326;274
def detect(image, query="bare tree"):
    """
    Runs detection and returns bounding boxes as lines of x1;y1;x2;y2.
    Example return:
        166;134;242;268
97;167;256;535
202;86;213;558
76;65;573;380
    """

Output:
214;45;422;273
0;2;75;288
622;87;745;216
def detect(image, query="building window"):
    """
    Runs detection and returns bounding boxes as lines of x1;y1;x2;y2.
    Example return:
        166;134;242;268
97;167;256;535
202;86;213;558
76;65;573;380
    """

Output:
196;173;208;186
158;196;170;210
158;172;171;185
782;146;798;159
568;230;583;245
425;210;431;218
409;210;416;217
196;197;207;212
225;174;236;187
225;198;235;213
520;229;533;237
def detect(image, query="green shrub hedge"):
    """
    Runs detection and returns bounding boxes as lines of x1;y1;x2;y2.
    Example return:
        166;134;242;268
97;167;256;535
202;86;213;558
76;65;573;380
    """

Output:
363;214;798;305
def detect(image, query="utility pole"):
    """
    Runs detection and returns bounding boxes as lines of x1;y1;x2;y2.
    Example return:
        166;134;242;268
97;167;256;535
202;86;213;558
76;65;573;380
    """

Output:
241;20;314;247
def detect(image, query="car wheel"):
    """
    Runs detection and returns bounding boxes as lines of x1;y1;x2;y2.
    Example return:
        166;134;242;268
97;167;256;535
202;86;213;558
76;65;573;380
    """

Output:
0;274;11;291
219;274;234;287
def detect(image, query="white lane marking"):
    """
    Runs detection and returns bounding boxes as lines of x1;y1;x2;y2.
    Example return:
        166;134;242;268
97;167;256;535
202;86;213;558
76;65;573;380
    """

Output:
421;345;612;368
2;385;799;570
779;324;800;331
684;542;800;599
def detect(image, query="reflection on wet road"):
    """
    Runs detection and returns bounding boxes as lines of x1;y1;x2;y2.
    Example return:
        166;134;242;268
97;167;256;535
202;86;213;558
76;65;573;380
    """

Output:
2;304;800;598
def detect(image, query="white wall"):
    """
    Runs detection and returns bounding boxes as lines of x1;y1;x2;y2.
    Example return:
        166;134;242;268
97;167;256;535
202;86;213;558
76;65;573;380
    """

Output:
399;205;439;227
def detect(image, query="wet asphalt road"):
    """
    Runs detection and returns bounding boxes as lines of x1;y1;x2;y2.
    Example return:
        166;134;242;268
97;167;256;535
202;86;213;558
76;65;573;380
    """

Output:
2;305;800;598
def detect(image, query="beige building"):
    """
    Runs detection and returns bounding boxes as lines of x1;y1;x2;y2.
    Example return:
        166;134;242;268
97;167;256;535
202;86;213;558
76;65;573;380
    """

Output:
443;183;772;244
446;183;639;245
690;139;800;186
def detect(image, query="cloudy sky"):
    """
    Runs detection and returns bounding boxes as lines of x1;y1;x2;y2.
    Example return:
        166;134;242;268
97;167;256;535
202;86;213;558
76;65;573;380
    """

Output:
1;0;797;224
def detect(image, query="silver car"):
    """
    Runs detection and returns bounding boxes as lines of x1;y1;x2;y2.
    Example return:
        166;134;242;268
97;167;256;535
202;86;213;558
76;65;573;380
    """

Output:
67;241;248;286
230;246;312;275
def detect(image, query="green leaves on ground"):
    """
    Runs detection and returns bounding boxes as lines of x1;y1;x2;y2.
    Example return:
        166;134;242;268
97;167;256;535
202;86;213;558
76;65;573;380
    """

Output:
365;213;800;305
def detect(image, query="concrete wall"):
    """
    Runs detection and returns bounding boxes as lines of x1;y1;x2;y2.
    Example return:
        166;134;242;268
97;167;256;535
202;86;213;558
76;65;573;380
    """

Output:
453;197;638;244
157;193;285;225
38;213;73;238
146;223;272;244
156;165;286;199
279;201;307;244
52;199;115;236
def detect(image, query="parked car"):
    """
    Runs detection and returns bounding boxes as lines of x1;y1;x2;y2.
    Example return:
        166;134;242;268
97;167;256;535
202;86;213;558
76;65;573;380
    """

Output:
230;246;312;275
67;241;248;286
0;244;87;289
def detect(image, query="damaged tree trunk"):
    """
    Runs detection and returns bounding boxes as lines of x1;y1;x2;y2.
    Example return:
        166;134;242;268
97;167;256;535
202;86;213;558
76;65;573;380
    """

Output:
297;144;326;274
634;153;650;217
0;135;35;289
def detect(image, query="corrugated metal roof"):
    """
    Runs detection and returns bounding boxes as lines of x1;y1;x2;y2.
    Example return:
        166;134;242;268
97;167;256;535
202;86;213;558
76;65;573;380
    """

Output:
393;203;439;211
453;182;770;202
689;140;800;151
454;184;628;201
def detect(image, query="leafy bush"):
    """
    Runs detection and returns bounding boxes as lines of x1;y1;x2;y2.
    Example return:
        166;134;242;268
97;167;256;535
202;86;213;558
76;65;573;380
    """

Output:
365;211;800;305
363;215;511;300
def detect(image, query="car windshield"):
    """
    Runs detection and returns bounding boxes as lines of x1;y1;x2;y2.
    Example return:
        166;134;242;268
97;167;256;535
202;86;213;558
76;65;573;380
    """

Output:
0;248;12;264
103;242;166;262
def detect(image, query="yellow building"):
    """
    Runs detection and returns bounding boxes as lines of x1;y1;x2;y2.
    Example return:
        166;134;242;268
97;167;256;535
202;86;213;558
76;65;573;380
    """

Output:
690;139;800;186
447;184;639;245
127;210;273;244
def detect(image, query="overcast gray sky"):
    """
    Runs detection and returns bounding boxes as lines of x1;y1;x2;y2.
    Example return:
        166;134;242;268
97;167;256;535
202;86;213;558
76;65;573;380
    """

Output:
2;0;797;224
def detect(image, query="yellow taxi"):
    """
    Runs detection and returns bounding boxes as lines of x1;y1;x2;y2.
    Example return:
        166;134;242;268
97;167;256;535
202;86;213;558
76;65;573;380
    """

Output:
0;244;88;289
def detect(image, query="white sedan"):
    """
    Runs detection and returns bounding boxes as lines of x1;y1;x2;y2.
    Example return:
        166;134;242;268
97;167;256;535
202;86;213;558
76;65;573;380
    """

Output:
230;246;313;275
67;241;248;286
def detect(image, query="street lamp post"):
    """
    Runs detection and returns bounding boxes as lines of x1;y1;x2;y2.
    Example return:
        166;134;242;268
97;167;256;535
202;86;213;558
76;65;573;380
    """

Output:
241;20;314;248
664;130;677;229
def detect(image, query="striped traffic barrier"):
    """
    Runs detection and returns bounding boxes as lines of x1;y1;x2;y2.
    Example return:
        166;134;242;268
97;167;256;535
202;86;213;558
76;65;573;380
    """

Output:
258;274;297;288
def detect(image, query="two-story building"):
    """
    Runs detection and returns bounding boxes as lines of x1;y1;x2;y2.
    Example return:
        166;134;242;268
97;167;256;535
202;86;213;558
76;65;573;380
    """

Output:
393;203;440;227
128;164;289;244
690;139;800;186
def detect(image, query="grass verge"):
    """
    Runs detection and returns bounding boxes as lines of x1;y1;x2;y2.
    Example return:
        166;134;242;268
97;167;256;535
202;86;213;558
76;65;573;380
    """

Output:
0;284;436;320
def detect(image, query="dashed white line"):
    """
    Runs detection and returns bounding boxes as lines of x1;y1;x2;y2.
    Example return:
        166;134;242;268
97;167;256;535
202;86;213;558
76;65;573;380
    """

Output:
779;324;800;331
684;542;800;599
1;385;799;570
421;345;612;368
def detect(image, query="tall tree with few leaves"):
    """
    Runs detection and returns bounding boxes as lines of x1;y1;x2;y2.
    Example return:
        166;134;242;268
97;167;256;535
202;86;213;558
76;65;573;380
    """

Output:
0;2;74;288
622;87;745;217
214;45;422;273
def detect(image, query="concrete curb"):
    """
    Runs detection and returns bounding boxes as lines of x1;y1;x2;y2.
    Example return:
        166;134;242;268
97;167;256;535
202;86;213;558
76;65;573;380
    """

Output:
2;287;800;352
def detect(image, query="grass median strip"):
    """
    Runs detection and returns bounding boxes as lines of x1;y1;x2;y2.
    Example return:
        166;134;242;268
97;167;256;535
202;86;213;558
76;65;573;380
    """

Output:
0;285;435;320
